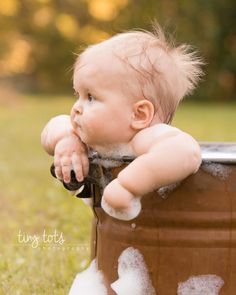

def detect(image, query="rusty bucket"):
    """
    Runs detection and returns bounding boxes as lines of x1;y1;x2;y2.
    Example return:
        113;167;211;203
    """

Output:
90;143;236;295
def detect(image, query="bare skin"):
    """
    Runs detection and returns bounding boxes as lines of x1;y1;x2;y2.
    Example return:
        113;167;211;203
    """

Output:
41;33;202;219
103;125;201;210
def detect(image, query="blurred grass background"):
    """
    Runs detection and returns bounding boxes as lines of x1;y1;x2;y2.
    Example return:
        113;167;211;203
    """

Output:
0;95;93;294
0;0;235;294
0;95;235;294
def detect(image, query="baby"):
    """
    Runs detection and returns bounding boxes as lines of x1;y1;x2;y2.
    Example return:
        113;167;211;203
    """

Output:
41;25;204;220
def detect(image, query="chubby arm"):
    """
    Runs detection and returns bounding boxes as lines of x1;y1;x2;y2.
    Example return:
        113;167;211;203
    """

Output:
118;128;201;196
41;115;75;156
103;125;201;211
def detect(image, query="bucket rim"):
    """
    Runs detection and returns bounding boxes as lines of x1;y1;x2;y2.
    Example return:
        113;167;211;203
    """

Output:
200;141;236;164
89;142;236;164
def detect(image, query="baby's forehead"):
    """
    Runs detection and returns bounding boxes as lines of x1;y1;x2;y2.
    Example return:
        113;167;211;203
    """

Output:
109;32;156;55
73;39;139;93
73;31;167;97
75;46;125;78
76;31;159;68
76;36;151;93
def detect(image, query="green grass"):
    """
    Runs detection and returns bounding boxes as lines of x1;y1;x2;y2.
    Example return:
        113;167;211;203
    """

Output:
0;95;92;294
173;101;236;142
0;94;235;294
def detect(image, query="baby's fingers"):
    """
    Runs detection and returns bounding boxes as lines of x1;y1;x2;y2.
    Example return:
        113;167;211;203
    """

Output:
72;153;84;182
54;166;63;180
54;155;63;180
61;156;72;183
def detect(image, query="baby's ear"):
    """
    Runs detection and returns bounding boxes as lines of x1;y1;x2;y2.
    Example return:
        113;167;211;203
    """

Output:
131;100;155;130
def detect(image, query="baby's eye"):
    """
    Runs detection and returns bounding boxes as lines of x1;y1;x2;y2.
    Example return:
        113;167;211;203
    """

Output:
88;93;95;102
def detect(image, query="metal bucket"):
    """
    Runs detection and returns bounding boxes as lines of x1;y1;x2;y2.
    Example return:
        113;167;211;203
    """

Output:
90;143;236;295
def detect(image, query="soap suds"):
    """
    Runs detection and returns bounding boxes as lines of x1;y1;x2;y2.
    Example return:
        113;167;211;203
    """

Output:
89;144;134;169
202;162;232;180
157;182;181;199
131;223;136;229
92;157;123;169
68;260;108;295
111;247;156;295
177;274;224;295
101;197;141;221
68;248;155;295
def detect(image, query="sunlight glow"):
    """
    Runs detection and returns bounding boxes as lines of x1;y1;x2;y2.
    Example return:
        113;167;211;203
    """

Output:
33;7;54;27
0;0;19;16
79;25;110;44
55;13;79;40
88;0;129;21
0;38;33;75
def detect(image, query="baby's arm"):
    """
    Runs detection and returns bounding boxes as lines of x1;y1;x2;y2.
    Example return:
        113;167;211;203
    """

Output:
102;125;201;219
41;115;89;183
119;126;201;194
41;115;74;156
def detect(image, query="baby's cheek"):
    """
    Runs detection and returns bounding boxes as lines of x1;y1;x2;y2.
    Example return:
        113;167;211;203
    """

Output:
84;114;96;129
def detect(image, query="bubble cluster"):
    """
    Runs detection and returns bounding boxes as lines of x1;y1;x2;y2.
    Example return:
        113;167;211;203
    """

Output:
68;260;107;295
177;274;224;295
202;163;232;180
157;182;181;199
101;197;141;221
111;247;156;295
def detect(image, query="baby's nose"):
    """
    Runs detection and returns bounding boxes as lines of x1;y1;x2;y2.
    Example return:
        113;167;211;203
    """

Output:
73;100;83;114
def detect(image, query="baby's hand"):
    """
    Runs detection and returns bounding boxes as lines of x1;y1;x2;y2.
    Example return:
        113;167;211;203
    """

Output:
54;134;89;183
102;179;141;221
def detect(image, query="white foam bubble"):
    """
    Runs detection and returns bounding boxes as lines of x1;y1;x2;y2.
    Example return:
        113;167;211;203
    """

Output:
94;143;134;160
92;157;123;169
68;260;108;295
202;163;232;180
157;182;181;199
89;143;134;169
101;197;141;221
131;223;136;229
111;247;156;295
177;274;224;295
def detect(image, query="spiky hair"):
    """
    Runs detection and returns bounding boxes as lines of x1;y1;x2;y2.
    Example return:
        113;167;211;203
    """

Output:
76;23;204;123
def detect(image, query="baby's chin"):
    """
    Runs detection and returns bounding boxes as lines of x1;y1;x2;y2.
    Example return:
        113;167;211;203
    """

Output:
75;128;89;144
74;130;134;159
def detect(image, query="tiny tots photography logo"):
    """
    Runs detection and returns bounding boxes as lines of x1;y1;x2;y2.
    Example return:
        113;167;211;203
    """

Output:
17;229;65;249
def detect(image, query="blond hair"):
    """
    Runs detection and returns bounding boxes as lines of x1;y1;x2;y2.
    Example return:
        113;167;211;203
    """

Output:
77;24;204;123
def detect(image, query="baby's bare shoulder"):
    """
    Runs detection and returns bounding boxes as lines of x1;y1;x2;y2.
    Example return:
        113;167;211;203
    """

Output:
131;124;181;155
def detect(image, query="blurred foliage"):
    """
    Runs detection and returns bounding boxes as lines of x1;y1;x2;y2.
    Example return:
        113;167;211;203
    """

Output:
0;0;235;101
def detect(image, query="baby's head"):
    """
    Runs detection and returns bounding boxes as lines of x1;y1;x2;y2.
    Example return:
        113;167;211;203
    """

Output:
71;25;203;149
